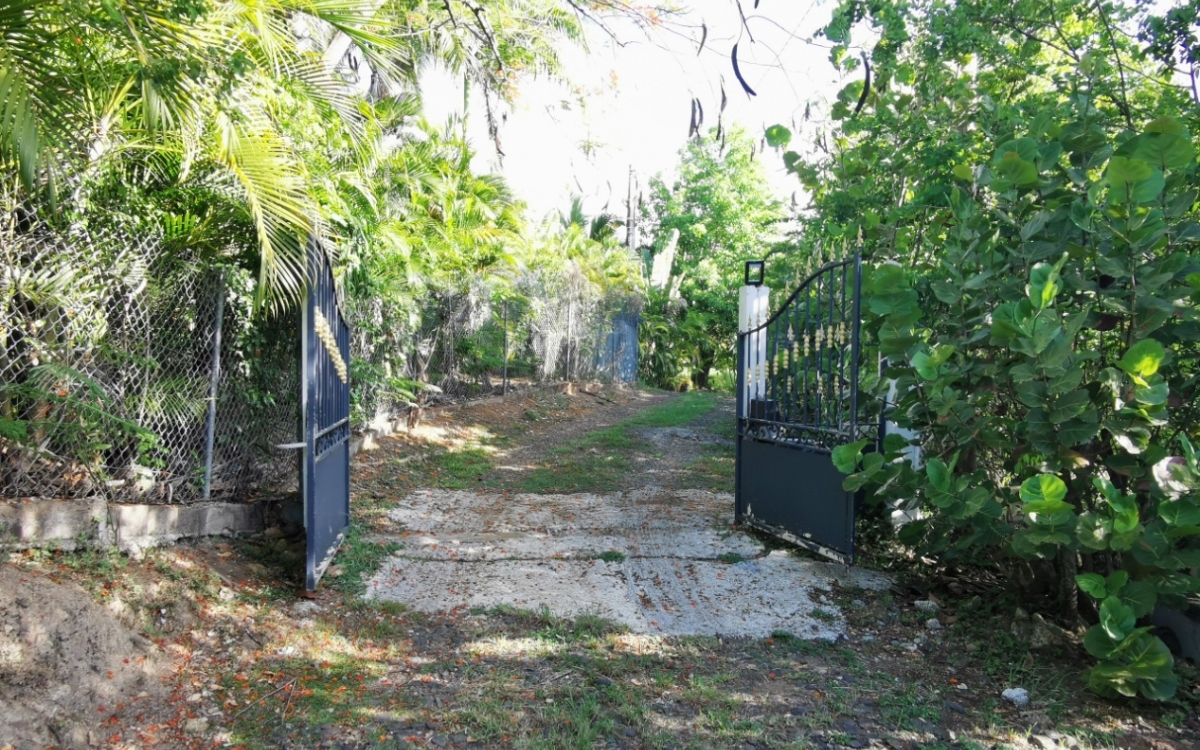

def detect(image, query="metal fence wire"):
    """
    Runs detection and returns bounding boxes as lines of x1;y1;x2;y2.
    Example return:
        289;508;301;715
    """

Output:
0;212;298;504
2;210;639;505
348;269;640;427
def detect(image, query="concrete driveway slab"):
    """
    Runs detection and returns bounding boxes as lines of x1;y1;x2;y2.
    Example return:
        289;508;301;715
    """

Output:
365;487;888;639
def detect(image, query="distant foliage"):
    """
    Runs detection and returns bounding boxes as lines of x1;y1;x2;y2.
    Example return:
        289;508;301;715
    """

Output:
640;127;785;390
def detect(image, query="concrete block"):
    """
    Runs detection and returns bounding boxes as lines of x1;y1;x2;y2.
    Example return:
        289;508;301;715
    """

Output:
111;502;262;554
0;498;109;549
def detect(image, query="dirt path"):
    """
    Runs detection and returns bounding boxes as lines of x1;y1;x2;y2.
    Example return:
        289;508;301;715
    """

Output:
360;386;896;639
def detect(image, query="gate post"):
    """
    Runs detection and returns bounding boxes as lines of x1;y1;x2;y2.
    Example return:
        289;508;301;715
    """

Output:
737;283;770;414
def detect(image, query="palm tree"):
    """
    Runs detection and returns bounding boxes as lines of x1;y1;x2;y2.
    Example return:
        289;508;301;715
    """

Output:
0;0;399;307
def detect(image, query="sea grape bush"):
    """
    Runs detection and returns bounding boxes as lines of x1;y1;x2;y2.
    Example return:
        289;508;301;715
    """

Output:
837;115;1200;701
781;0;1200;699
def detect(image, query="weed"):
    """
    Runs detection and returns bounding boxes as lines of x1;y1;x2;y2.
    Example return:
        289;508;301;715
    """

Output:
325;524;401;597
718;552;746;564
811;608;837;622
596;550;626;563
59;545;128;578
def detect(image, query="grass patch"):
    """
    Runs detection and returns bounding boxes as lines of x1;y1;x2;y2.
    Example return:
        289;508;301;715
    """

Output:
422;447;494;489
595;550;626;563
718;552;746;564
621;391;720;428
326;524;401;596
518;392;722;494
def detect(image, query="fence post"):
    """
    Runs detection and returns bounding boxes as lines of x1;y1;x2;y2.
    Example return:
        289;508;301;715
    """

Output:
502;301;509;396
567;300;574;381
201;271;225;502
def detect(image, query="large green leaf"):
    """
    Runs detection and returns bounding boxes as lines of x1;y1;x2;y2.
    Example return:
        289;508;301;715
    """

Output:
1077;572;1108;599
765;124;792;148
926;457;951;491
1028;262;1061;309
1117;339;1165;385
995;154;1039;187
1134;133;1195;170
1106;156;1164;203
994;137;1039;164
1100;596;1136;640
1020;474;1068;505
831;439;870;474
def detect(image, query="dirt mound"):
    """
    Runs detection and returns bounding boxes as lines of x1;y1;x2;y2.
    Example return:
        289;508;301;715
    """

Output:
0;564;165;748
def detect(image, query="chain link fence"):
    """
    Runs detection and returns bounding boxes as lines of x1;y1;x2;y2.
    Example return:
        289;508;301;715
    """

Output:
0;212;298;504
348;267;640;427
2;210;640;504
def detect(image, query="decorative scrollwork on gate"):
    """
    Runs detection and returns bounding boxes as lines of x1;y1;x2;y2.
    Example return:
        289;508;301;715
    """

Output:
737;252;871;451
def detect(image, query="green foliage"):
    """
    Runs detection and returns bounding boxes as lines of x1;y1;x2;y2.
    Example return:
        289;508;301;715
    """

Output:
4;0;584;309
789;0;1200;700
0;363;161;479
641;127;786;390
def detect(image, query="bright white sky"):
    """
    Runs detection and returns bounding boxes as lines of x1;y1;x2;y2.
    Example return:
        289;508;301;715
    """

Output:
420;0;862;227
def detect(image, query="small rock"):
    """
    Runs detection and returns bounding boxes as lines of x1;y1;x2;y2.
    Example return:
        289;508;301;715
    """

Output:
1029;735;1058;749
293;601;321;615
187;692;203;702
622;727;637;738
1027;614;1073;650
943;700;967;714
184;719;209;735
326;565;344;578
1001;687;1030;708
851;599;867;608
926;618;943;631
429;734;448;747
914;600;940;613
595;676;614;687
836;718;863;735
277;646;299;657
298;618;316;629
911;717;938;737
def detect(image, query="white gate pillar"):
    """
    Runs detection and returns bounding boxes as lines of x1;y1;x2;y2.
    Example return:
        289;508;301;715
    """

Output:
738;284;771;414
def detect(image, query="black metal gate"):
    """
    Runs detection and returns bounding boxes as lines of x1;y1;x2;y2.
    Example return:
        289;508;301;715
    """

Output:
301;241;351;590
734;252;871;564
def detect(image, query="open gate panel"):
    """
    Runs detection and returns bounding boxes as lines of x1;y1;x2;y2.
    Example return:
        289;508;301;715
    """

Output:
734;252;872;565
301;240;351;591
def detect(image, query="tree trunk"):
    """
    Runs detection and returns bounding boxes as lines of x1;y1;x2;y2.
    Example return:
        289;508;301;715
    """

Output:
1059;547;1081;627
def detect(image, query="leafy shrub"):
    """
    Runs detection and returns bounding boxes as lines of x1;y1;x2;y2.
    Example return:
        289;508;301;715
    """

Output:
832;115;1200;699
